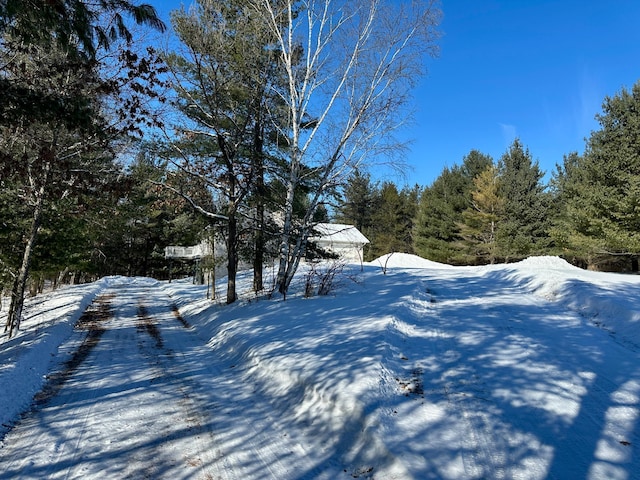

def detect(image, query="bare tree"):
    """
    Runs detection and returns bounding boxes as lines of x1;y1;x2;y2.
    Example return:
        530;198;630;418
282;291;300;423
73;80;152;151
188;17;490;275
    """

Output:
251;0;441;296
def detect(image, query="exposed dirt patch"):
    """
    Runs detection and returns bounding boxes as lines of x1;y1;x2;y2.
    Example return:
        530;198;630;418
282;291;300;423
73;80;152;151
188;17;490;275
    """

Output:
397;367;424;397
33;293;114;408
171;304;190;328
136;304;163;349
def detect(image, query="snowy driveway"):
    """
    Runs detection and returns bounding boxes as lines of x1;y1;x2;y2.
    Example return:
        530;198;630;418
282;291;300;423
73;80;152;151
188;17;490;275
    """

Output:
0;282;231;479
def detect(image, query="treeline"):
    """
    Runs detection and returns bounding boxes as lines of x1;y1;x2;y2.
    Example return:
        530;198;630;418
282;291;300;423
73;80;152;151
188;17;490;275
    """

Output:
340;81;640;271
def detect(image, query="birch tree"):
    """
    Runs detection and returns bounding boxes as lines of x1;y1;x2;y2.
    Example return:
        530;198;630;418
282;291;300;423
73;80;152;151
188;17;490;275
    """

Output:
253;0;441;296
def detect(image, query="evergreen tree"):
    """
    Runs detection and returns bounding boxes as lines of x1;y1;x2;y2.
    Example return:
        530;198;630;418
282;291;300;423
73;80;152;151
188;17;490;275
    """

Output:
460;164;504;264
413;150;492;264
0;0;164;59
413;167;464;263
0;5;165;336
368;182;419;259
548;151;593;263
554;82;640;269
163;0;282;303
496;139;550;259
335;170;376;232
460;149;495;183
0;41;118;336
96;155;208;278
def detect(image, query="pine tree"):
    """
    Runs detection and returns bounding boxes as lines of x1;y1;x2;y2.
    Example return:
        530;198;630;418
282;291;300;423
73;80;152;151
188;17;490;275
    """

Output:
413;168;463;263
335;170;376;232
413;150;492;264
368;182;418;259
96;155;208;279
460;164;504;264
554;82;640;269
164;0;282;303
0;0;165;58
461;150;495;182
496;139;550;259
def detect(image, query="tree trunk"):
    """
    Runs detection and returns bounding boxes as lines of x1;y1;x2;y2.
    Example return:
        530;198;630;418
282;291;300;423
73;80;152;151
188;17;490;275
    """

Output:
226;213;238;304
252;119;265;293
276;179;297;297
5;160;50;337
253;202;264;292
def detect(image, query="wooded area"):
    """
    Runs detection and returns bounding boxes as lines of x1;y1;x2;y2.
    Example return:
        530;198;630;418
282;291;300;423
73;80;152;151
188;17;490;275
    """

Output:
0;0;441;335
2;0;640;339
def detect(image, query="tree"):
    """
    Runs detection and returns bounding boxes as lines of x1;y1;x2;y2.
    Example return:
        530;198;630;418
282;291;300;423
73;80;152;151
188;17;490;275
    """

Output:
460;164;504;264
413;150;492;264
334;170;377;232
460;149;495;182
95;155;208;278
496;139;550;260
255;0;441;296
161;0;282;303
413;166;467;263
552;82;640;269
0;0;165;58
0;1;165;130
368;182;419;259
0;3;165;337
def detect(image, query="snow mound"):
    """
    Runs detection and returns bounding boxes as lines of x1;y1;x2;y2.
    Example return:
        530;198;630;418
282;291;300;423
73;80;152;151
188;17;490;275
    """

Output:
512;255;581;271
370;252;453;269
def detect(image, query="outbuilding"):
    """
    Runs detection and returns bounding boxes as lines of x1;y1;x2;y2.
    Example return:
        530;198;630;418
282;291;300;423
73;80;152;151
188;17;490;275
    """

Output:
308;223;370;263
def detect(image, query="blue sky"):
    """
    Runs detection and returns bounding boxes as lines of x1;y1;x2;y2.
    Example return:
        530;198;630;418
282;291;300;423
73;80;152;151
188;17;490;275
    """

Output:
408;0;640;186
152;0;640;187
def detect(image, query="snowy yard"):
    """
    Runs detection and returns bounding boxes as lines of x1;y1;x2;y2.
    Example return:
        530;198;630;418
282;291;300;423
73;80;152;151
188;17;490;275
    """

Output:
1;255;639;479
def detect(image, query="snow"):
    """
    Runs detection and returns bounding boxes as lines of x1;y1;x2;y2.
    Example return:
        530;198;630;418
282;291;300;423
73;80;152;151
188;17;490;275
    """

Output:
311;223;370;245
1;255;640;479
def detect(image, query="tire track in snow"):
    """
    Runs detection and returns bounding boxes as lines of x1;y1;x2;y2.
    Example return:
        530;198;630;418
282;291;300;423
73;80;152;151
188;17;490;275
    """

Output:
0;283;234;480
33;293;115;409
384;278;509;479
0;290;118;479
133;296;225;478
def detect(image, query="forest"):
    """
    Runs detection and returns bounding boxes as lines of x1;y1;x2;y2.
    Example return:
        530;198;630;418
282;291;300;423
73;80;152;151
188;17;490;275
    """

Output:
2;1;640;338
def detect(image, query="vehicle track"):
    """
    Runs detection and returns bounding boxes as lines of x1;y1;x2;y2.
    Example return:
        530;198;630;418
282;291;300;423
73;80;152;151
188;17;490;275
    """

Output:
0;284;228;479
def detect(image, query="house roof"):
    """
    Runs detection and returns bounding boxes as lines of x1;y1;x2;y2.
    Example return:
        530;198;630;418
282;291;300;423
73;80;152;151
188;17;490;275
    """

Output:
310;223;370;244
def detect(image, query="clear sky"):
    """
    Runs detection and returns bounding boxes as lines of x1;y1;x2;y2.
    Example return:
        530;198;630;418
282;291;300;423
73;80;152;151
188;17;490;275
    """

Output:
151;0;640;187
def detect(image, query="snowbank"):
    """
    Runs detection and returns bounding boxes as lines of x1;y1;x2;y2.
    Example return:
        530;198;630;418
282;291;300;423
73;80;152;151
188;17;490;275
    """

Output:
0;279;106;434
370;252;454;269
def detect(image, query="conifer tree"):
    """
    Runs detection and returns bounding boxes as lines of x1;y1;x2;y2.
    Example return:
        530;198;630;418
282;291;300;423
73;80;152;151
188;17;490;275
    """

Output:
335;170;377;233
413;150;492;264
368;182;418;259
554;82;640;269
496;139;550;259
413;167;467;263
460;164;504;264
0;3;165;337
163;0;281;303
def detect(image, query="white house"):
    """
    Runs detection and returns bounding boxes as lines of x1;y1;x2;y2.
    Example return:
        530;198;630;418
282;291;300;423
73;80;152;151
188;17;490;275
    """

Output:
308;223;370;263
165;222;370;268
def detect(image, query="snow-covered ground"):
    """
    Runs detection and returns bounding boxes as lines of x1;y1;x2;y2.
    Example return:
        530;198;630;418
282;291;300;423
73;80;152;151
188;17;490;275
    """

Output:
1;255;639;479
